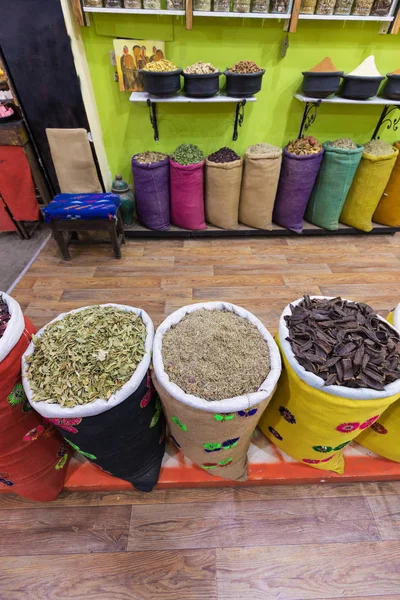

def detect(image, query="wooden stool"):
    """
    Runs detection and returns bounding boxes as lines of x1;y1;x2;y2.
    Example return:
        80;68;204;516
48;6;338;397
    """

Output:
49;210;125;261
43;193;125;260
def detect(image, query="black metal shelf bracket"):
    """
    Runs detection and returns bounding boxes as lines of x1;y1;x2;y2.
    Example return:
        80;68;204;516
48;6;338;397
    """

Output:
298;100;321;138
233;100;247;142
147;99;159;142
372;105;400;140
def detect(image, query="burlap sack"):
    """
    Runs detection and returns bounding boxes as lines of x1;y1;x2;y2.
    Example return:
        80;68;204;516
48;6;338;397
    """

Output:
239;148;282;230
152;302;282;481
205;159;243;229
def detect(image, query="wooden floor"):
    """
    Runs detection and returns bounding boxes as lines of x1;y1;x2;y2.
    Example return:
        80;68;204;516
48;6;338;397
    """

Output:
4;233;400;599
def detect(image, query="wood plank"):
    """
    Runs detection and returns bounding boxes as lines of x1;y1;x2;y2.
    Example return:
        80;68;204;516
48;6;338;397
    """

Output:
285;271;400;285
214;264;332;275
320;283;400;297
0;549;217;600
192;284;321;300
289;0;301;32
144;246;253;257
60;287;192;302
0;505;131;556
286;253;399;264
32;276;163;290
161;274;284;288
95;265;214;276
128;496;379;551
216;541;400;599
367;496;400;540
3;482;400;509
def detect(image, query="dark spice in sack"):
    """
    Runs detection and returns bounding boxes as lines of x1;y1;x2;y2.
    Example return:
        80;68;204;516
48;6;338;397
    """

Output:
273;144;324;233
132;154;170;231
0;297;10;338
208;147;240;163
286;295;400;390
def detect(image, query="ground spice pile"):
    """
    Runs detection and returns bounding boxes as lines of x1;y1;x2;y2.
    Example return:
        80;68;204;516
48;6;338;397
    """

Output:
308;57;339;72
328;138;358;150
26;306;147;407
135;151;168;164
172;144;204;165
287;136;322;155
228;60;263;74
143;60;178;72
285;295;400;390
248;142;281;154
162;309;270;400
0;296;10;339
184;61;218;74
208;147;240;163
364;139;395;156
391;68;400;75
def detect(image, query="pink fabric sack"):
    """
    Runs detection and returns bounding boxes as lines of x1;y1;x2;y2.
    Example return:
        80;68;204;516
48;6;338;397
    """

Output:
169;158;206;230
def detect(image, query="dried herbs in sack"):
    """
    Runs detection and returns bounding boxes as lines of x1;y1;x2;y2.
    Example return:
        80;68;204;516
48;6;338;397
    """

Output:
239;143;282;230
356;305;400;463
258;296;400;474
170;144;206;230
132;152;170;231
373;141;400;227
152;302;282;481
0;292;68;501
305;140;363;230
340;141;398;232
205;147;243;230
272;137;324;233
22;305;165;493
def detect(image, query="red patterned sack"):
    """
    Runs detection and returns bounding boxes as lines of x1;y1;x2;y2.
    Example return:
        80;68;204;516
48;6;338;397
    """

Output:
0;293;69;501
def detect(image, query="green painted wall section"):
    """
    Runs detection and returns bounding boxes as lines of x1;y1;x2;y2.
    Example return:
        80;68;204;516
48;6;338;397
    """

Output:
82;16;400;183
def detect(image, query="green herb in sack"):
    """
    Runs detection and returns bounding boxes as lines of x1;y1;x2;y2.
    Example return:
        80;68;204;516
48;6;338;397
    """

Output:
172;144;204;166
26;306;147;407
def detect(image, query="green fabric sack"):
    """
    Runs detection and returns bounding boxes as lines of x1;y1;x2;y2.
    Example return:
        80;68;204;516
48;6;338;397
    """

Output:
305;142;363;231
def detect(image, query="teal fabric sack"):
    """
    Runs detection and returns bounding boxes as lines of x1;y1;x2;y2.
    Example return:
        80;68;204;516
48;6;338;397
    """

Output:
305;142;363;231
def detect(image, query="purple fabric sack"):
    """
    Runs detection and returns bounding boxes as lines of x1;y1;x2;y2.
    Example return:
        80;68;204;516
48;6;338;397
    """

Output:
273;147;324;233
132;155;170;231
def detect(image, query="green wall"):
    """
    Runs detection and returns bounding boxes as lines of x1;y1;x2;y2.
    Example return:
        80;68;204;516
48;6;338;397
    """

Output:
82;15;400;183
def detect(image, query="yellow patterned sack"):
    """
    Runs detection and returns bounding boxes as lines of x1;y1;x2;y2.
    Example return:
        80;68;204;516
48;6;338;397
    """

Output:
373;142;400;227
258;297;400;474
340;147;399;232
356;304;400;462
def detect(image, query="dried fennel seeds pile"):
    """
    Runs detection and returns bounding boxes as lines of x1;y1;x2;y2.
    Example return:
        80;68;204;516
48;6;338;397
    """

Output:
162;309;270;400
26;306;147;407
285;296;400;390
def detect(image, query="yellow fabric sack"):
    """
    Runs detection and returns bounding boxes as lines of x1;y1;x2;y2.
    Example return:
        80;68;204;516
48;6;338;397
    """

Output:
258;297;400;474
340;147;399;232
373;141;400;227
356;304;400;462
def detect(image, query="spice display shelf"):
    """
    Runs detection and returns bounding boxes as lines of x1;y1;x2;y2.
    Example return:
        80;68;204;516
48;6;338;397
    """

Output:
295;93;400;105
129;92;256;141
298;14;394;21
124;220;400;238
83;6;292;18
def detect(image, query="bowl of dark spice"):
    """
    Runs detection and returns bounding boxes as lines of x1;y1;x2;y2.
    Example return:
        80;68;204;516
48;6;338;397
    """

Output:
140;59;182;97
0;294;11;339
224;60;265;97
183;61;221;98
382;68;400;101
152;303;281;481
301;57;344;99
284;295;400;391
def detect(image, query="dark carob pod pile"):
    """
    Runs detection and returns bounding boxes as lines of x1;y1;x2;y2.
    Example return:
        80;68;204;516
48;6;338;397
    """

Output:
207;147;240;163
0;296;11;339
285;296;400;390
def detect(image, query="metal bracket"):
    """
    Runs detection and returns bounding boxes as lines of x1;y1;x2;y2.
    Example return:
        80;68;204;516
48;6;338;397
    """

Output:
147;99;159;142
372;105;400;140
298;100;321;138
233;100;247;142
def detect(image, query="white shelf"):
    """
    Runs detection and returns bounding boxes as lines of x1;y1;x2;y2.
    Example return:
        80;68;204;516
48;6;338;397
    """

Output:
129;91;257;103
83;6;290;17
298;13;394;20
295;93;400;106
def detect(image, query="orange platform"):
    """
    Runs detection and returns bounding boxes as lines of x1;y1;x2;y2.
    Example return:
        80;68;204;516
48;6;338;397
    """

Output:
46;429;400;492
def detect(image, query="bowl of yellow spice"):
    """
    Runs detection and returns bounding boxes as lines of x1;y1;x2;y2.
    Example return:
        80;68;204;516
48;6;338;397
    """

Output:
140;59;182;97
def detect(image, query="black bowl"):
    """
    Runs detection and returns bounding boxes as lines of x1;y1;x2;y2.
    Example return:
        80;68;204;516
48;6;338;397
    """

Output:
224;69;265;98
139;69;182;97
340;74;385;100
382;74;400;100
183;72;221;98
301;71;344;99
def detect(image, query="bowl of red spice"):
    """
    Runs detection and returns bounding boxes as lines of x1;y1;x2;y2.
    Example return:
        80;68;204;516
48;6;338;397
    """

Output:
301;57;343;99
224;60;265;97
